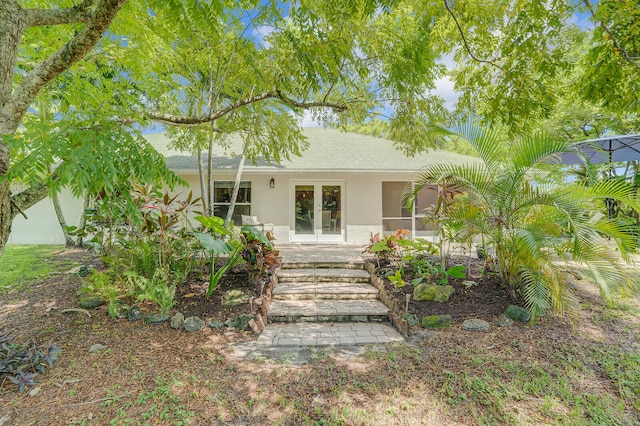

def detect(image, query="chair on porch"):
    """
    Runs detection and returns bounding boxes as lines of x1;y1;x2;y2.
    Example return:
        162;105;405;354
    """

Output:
241;214;274;235
322;210;332;232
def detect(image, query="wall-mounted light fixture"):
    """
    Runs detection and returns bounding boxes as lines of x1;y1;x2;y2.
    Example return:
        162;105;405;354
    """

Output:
269;177;275;188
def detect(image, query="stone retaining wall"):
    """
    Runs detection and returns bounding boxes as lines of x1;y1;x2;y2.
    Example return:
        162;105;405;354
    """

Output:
364;261;410;335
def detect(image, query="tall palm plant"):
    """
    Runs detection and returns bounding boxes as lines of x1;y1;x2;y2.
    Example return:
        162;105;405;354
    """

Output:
405;123;639;319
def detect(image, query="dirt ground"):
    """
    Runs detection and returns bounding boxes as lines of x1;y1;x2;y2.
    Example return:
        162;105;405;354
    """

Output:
0;248;638;425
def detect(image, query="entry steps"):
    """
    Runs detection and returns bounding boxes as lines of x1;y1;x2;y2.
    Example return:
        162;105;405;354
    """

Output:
258;257;404;347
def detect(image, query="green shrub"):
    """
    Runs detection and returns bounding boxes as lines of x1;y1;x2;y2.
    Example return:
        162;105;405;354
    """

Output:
422;315;453;328
505;305;531;323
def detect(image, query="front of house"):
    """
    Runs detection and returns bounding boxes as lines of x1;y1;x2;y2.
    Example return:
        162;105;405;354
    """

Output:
10;128;479;245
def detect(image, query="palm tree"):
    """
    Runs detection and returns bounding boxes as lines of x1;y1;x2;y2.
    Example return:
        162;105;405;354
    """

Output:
406;122;639;320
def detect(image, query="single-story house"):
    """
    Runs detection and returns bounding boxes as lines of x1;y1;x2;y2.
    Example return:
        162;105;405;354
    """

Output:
9;128;479;245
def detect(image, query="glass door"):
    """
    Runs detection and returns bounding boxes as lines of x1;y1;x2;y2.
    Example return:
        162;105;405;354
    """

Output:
294;185;315;239
319;184;342;241
291;182;344;242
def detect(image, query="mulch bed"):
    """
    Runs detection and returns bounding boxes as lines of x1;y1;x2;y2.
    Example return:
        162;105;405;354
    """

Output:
367;255;516;324
173;264;263;321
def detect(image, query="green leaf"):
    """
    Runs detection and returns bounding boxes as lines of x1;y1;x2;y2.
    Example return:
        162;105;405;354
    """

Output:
446;265;467;279
370;241;391;253
195;215;230;235
193;232;234;254
241;225;272;248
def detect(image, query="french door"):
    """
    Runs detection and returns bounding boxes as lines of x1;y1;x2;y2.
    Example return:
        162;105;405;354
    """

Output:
291;181;344;242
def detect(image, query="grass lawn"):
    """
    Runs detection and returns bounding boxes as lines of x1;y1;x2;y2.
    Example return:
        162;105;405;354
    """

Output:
0;247;638;425
0;245;83;291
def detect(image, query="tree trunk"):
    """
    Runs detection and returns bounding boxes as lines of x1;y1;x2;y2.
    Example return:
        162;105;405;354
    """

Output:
51;189;75;247
0;180;11;254
77;189;90;247
197;148;207;212
0;1;27;256
207;135;214;216
225;155;245;227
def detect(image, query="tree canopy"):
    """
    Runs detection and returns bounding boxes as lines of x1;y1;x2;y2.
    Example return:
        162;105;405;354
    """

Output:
1;0;640;254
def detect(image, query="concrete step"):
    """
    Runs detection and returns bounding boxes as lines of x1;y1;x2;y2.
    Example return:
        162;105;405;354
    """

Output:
257;322;404;347
267;300;389;323
280;259;364;270
277;268;371;284
272;282;379;300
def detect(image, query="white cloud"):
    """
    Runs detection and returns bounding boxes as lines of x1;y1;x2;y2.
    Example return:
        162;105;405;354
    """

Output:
428;53;461;112
298;110;323;127
429;76;460;112
438;52;456;70
250;25;275;48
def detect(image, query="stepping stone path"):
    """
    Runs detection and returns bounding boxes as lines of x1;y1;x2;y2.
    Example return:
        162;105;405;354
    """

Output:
257;249;404;347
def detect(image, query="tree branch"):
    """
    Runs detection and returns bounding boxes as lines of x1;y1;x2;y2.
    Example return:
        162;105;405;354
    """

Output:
10;181;49;221
23;1;92;27
583;0;640;70
443;0;505;72
8;0;127;128
146;90;347;126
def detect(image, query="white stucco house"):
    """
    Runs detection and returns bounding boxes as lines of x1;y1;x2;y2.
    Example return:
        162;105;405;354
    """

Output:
9;128;479;245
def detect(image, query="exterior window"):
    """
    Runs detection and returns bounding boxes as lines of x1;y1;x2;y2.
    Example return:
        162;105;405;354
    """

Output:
212;181;251;225
381;181;437;237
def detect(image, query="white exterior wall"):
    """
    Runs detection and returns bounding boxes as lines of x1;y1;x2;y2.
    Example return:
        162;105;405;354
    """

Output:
209;171;418;244
9;171;419;245
9;189;84;245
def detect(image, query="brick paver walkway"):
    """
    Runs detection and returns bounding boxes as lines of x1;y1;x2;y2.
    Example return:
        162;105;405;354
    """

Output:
257;322;404;347
259;244;404;347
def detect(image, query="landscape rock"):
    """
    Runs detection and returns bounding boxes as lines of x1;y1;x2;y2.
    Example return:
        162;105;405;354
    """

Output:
127;306;145;321
77;265;94;277
504;305;531;323
223;289;246;306
421;315;452;329
207;319;224;329
144;313;169;325
78;297;104;309
495;314;514;327
88;344;107;353
462;319;490;332
413;284;455;302
184;316;203;332
113;304;130;319
28;387;41;397
224;314;254;331
171;312;185;329
401;313;419;327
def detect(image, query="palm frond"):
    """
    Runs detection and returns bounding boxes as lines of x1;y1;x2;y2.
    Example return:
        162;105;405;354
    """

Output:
510;132;569;175
449;120;505;173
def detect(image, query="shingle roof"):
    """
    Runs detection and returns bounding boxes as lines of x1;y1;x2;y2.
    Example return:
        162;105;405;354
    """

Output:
144;128;479;173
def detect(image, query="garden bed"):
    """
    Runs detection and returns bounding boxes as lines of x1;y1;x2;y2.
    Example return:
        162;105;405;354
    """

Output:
173;264;264;322
365;255;515;333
